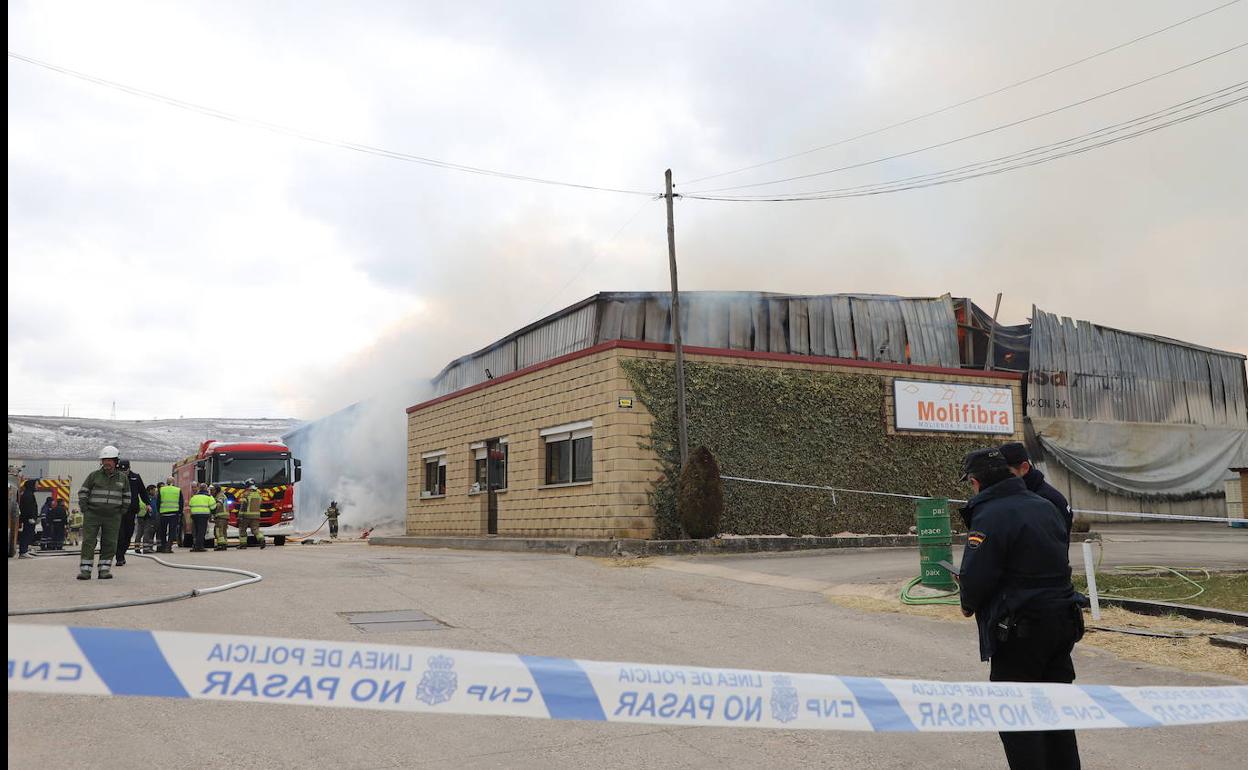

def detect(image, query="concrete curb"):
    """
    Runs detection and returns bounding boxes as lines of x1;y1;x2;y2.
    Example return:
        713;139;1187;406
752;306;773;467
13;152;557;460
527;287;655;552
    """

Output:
369;531;1102;557
1096;597;1248;627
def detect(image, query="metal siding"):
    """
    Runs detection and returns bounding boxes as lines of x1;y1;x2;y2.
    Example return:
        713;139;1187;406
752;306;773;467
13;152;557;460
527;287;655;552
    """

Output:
517;303;597;369
1029;308;1247;427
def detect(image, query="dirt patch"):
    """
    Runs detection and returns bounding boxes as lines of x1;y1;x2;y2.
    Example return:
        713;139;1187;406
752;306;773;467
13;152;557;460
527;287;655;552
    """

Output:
824;582;1248;681
593;556;657;568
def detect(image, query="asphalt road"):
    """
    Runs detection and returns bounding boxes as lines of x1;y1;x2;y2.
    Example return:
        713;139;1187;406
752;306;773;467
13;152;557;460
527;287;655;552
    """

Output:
682;523;1248;588
7;531;1245;769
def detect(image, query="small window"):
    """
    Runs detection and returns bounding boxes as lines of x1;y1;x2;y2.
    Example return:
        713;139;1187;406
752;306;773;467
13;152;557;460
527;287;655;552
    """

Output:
422;451;447;497
541;422;592;485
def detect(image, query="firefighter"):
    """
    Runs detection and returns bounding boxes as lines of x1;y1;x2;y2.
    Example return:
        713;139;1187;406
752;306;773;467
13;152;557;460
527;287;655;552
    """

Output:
156;477;184;553
77;446;131;579
212;484;230;551
187;483;215;552
237;481;264;549
47;494;69;550
326;500;340;539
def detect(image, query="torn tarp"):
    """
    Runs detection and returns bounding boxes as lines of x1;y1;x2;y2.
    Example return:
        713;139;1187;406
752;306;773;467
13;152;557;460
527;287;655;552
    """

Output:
1030;417;1248;500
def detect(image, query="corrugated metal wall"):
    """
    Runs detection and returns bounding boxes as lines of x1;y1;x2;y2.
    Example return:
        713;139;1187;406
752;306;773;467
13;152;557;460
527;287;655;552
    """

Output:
431;292;962;397
1029;307;1247;427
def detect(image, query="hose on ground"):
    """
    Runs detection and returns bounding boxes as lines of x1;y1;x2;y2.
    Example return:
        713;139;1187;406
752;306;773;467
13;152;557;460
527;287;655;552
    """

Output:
8;548;262;616
899;576;961;605
1089;540;1210;603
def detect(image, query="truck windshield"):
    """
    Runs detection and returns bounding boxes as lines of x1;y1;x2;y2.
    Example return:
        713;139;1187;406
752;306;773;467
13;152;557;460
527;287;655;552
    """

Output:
213;455;290;486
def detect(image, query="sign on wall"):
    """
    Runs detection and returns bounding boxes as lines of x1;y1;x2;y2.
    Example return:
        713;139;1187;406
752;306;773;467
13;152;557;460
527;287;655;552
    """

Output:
893;379;1015;435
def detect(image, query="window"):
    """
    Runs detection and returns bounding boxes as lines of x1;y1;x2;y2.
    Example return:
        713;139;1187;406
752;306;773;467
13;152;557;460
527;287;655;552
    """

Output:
540;421;593;485
422;451;446;497
471;439;508;492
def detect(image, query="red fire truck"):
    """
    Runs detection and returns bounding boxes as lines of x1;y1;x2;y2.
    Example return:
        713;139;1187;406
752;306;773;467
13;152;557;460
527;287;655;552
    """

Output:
172;440;302;546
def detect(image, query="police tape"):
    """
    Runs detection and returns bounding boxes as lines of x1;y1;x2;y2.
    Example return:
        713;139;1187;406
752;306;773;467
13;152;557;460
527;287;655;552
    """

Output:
9;623;1248;732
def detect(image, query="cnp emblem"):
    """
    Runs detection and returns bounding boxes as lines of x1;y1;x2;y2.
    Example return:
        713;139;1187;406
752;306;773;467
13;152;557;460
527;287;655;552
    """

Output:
1029;687;1060;726
416;655;458;706
770;674;799;724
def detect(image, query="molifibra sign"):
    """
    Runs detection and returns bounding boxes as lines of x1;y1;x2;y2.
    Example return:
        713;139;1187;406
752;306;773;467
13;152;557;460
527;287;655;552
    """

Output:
893;380;1015;435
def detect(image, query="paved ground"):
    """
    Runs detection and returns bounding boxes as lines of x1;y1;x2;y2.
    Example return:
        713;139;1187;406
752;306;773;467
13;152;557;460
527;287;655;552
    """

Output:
7;530;1246;769
677;523;1248;589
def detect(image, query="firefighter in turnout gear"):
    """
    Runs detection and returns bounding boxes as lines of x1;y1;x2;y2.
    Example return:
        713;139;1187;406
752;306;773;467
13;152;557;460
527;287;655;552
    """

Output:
237;481;264;549
77;446;131;580
211;485;230;551
326;500;340;539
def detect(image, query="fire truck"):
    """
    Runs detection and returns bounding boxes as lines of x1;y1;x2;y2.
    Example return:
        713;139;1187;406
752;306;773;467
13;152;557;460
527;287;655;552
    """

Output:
172;440;302;546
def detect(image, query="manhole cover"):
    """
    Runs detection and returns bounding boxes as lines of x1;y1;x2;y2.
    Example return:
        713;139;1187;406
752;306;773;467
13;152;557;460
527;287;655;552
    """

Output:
339;609;449;633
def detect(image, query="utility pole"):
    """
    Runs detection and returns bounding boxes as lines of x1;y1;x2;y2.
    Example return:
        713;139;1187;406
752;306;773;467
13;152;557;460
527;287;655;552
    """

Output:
665;169;690;468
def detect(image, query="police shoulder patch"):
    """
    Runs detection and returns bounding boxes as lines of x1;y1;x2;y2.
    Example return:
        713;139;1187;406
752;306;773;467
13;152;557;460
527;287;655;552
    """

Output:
966;531;987;549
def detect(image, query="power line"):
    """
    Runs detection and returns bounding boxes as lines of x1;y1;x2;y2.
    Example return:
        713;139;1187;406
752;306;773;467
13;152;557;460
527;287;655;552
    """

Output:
685;41;1248;194
683;0;1245;185
681;90;1246;202
687;82;1248;200
7;51;658;198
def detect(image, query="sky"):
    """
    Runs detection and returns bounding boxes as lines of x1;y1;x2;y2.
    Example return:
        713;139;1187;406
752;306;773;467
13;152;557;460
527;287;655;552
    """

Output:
9;0;1248;425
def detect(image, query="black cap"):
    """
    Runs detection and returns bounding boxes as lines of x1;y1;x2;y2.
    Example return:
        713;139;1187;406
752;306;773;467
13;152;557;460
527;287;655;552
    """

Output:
999;442;1030;466
960;448;1010;482
117;459;131;471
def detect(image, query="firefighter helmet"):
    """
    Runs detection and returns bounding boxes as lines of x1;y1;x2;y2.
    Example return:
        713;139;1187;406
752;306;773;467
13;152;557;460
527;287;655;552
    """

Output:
99;446;120;459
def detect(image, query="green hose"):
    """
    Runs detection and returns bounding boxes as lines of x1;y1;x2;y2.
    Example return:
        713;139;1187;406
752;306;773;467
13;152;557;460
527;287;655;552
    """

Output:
1089;540;1210;603
900;576;961;605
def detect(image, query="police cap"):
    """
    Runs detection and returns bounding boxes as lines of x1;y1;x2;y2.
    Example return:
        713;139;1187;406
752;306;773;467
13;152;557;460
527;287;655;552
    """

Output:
959;447;1010;482
998;441;1030;466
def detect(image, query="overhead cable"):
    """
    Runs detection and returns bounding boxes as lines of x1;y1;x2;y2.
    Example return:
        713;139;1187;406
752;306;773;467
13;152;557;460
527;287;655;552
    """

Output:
683;82;1248;201
685;41;1248;194
684;95;1247;201
6;51;658;198
683;0;1245;185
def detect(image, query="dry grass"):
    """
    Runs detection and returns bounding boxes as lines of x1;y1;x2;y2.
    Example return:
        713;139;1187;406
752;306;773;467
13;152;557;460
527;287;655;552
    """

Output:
823;582;1248;682
593;556;657;568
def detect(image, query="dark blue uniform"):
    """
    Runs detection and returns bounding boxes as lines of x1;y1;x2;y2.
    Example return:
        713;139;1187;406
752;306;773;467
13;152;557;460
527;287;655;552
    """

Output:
959;475;1083;769
1022;467;1072;543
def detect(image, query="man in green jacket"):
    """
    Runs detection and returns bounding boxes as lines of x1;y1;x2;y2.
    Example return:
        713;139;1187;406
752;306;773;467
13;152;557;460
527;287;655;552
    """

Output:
77;446;131;580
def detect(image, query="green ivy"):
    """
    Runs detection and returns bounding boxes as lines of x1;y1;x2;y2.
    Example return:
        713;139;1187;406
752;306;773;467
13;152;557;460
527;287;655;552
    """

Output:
621;358;986;539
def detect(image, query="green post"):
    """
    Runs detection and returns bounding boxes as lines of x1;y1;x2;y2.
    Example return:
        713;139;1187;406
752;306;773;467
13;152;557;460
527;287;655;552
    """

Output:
915;498;956;589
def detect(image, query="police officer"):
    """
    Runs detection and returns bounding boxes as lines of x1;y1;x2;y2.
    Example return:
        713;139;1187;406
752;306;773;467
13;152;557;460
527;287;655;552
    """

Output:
958;447;1083;769
999;441;1073;543
114;459;152;566
77;446;132;579
326;500;340;539
237;482;264;549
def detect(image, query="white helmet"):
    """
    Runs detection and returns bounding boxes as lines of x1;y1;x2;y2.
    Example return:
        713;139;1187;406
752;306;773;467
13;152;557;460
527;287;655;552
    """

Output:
99;445;120;459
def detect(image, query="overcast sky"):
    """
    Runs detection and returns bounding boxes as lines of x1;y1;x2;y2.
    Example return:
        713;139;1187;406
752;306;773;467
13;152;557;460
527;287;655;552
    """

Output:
8;0;1247;422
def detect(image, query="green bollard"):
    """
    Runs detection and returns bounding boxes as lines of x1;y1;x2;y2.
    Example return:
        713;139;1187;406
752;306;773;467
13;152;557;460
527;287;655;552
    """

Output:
915;498;956;589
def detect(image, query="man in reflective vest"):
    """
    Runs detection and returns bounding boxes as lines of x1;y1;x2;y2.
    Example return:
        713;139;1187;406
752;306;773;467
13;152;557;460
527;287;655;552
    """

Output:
211;485;231;551
237;482;265;549
156;477;184;554
188;483;215;552
77;446;131;579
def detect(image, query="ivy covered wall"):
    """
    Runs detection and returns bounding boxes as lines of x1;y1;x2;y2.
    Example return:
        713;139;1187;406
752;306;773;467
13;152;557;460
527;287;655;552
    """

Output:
621;357;999;539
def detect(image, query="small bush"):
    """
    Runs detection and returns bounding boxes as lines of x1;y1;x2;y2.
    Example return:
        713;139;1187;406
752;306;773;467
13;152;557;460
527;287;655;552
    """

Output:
678;446;724;539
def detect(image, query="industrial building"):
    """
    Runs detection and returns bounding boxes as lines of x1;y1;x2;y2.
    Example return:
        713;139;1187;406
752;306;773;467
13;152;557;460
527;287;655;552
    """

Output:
405;291;1247;539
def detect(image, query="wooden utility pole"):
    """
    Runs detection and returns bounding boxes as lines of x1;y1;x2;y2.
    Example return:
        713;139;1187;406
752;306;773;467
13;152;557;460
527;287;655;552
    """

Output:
984;292;1003;371
665;169;690;468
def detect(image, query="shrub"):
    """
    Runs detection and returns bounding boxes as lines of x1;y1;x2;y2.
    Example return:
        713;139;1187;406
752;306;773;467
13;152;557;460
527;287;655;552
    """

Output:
678;446;723;539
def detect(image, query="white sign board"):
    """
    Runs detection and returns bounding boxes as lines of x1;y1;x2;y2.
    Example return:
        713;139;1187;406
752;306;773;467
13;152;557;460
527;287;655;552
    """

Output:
893;379;1015;435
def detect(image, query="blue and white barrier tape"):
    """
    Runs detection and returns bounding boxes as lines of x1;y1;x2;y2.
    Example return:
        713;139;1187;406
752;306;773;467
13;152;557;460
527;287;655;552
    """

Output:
9;624;1247;731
